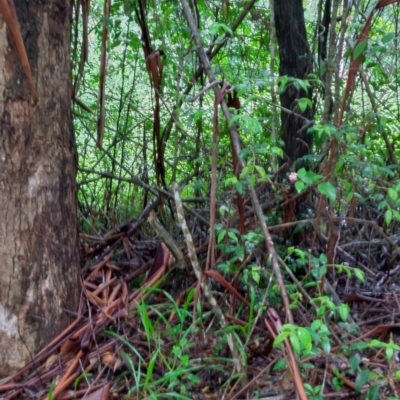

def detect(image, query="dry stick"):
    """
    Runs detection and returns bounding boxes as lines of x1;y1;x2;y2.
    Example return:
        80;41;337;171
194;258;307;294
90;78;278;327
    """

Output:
179;0;294;324
148;211;185;270
205;86;223;271
172;183;247;387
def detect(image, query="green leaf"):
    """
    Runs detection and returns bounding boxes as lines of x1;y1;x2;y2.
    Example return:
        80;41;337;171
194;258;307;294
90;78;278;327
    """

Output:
192;109;205;122
298;97;310;112
227;230;238;243
251;265;260;284
317;305;326;317
354;268;365;283
353;41;367;59
382;32;395;44
217;230;226;243
219;23;233;35
318;182;336;201
355;369;370;392
239;166;250;180
295;181;306;192
289;334;300;354
311;319;322;331
272;358;287;371
271;146;283;157
388;187;397;200
367;385;379;400
273;332;290;347
393;209;400;222
297;327;312;352
335;156;344;173
385;209;393;226
338;304;349;322
255;165;267;180
321;336;331;354
386;345;394;361
235;181;243;195
208;22;220;35
240;116;263;134
348;353;361;373
229;115;241;126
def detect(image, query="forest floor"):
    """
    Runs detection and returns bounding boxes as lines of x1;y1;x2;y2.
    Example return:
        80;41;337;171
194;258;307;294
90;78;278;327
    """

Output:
0;193;400;400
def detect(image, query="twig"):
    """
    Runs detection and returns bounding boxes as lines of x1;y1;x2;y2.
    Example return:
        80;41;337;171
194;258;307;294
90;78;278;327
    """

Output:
172;183;247;385
148;211;185;270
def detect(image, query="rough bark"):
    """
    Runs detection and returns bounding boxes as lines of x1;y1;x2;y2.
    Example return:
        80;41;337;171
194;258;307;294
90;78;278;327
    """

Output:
0;0;79;375
274;0;314;171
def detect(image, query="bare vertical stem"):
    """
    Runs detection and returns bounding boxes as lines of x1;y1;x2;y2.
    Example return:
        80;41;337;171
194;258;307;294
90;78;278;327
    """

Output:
179;0;294;324
269;0;278;169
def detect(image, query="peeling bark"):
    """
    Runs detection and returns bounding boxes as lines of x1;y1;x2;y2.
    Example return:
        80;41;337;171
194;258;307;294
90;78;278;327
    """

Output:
0;0;79;375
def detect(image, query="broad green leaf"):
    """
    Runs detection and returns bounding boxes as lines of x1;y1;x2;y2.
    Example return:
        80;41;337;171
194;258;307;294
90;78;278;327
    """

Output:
386;345;394;361
217;230;226;243
388;187;397;200
321;336;331;354
335;156;344;173
393;209;400;222
354;268;365;283
297;327;312;352
353;41;367;59
193;109;205;122
251;265;260;284
235;181;243;195
317;305;326;317
355;369;369;392
348;353;361;372
385;209;393;226
239;166;250;180
271;146;283;157
311;319;322;331
289;334;300;354
227;230;238;243
229;115;241;126
208;22;220;35
240;116;263;134
298;98;309;112
318;182;336;201
297;168;307;179
295;181;306;192
382;32;395;44
219;23;233;35
272;358;287;371
273;332;290;347
367;385;379;400
338;304;349;322
255;165;267;180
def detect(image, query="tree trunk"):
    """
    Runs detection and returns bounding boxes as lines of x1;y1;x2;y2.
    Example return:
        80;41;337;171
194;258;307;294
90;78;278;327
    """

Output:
0;0;79;375
274;0;314;171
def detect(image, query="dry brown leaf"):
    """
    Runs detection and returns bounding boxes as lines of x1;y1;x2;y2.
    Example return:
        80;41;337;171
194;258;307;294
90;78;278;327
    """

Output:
44;354;60;371
60;336;80;356
79;382;110;400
